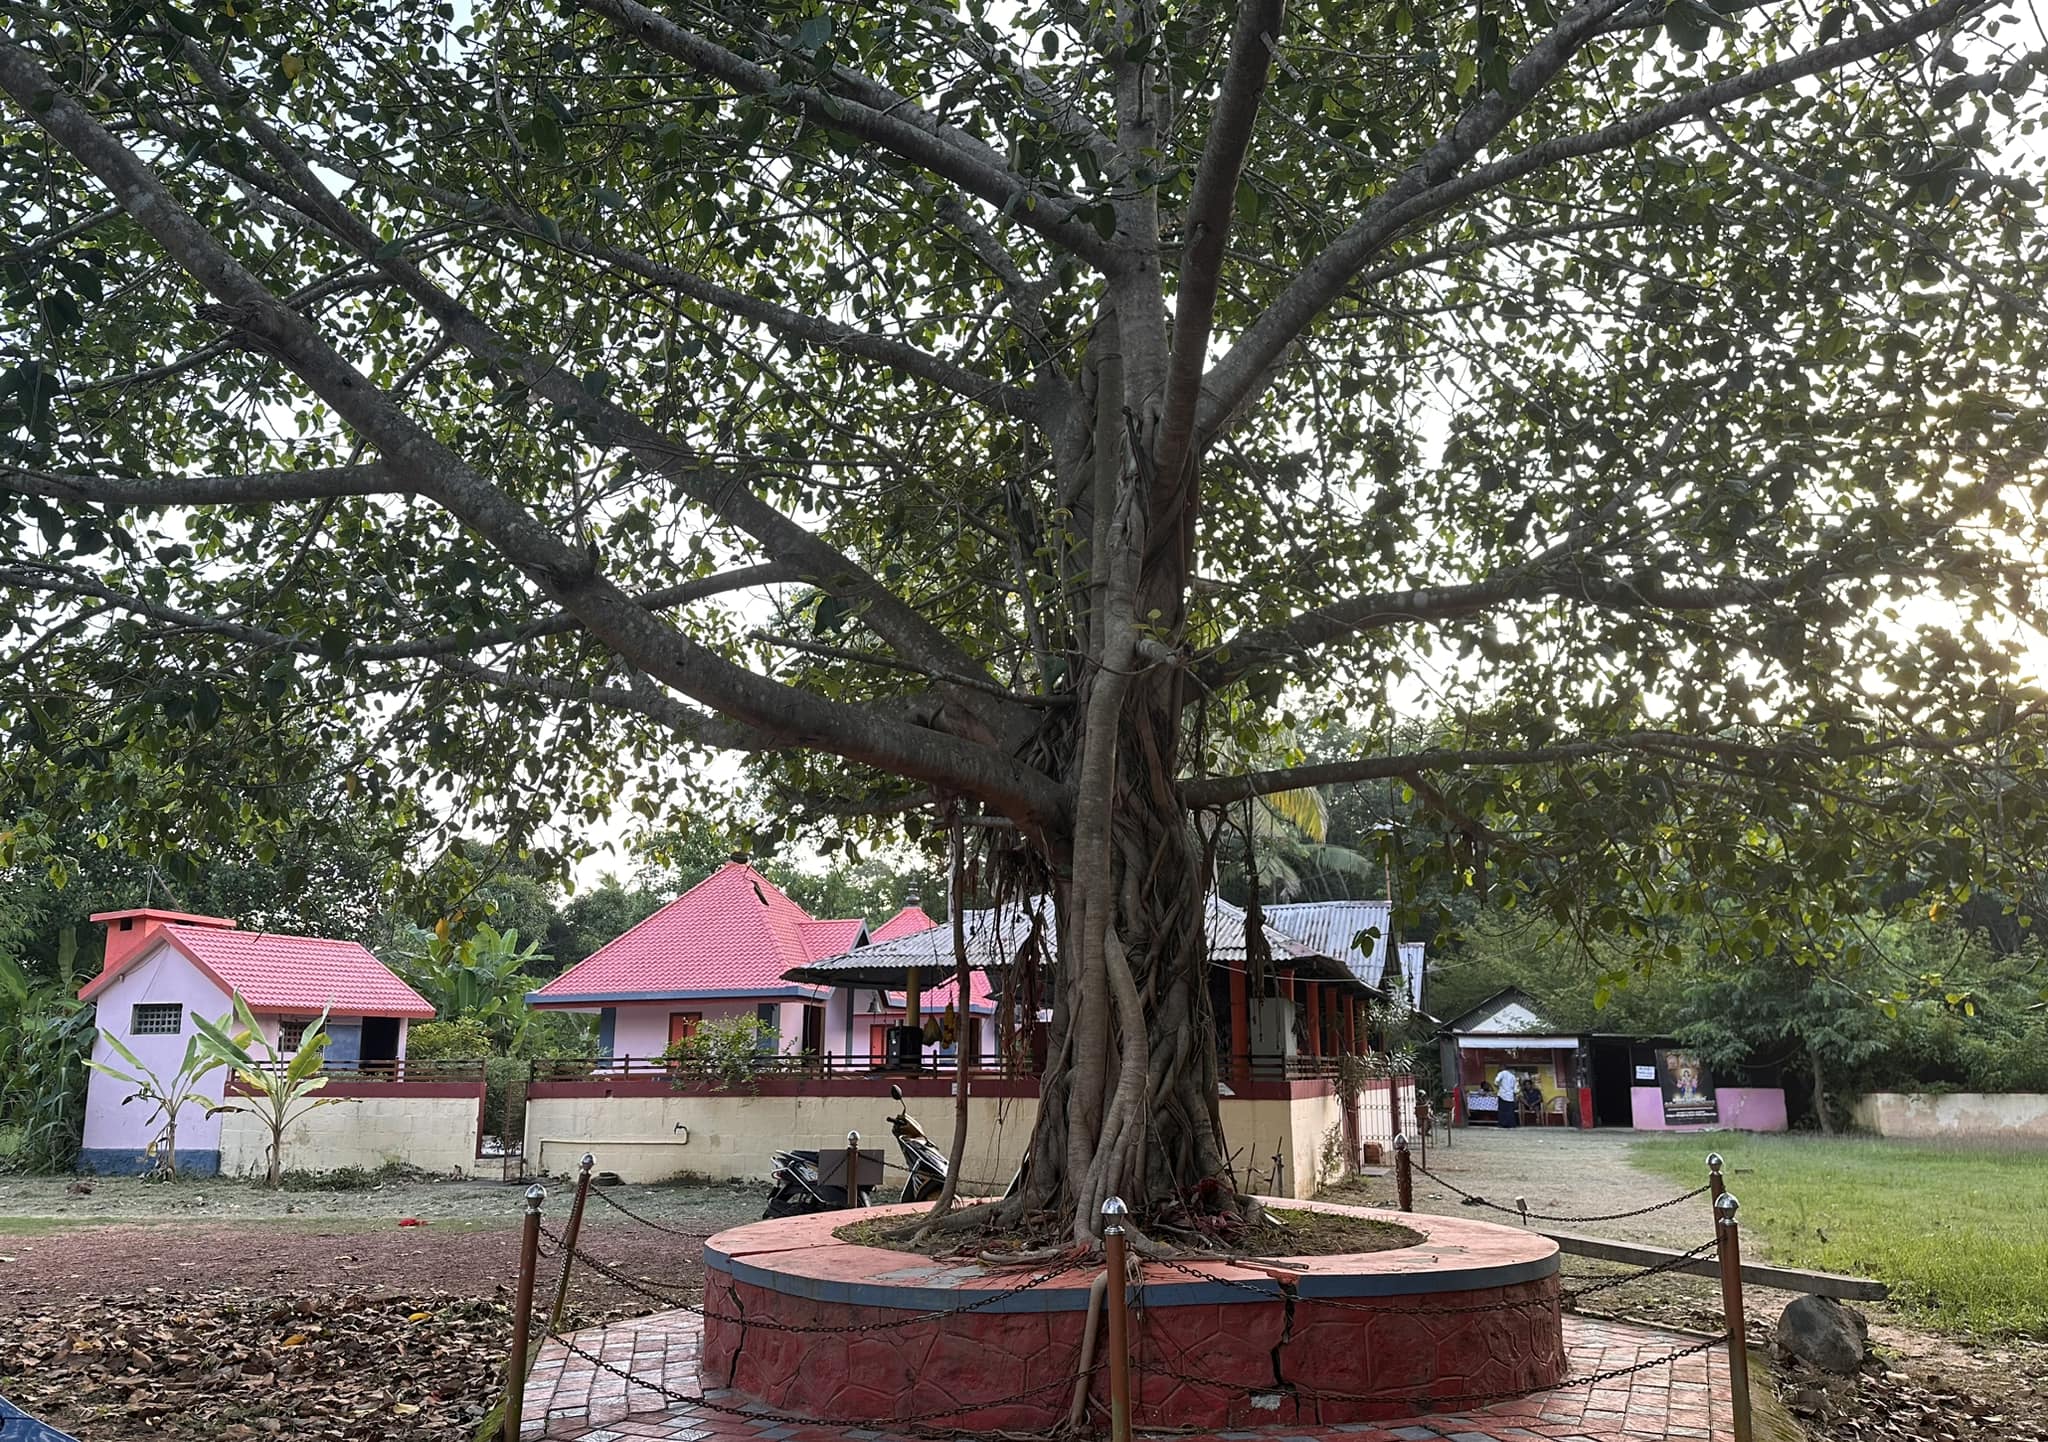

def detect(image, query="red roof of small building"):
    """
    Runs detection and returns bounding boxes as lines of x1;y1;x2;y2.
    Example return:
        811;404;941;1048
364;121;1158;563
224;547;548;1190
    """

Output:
871;902;938;942
531;862;865;1006
79;923;434;1018
798;918;867;958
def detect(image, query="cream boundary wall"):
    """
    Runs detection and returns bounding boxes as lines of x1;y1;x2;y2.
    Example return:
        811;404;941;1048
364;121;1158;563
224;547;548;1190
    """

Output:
1224;1090;1346;1197
217;1093;483;1178
1852;1091;2048;1143
526;1092;1038;1193
525;1090;1355;1199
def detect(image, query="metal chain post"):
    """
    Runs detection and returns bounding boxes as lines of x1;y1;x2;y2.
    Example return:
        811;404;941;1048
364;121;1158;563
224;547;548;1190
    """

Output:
502;1182;546;1442
1102;1196;1132;1442
546;1154;596;1334
1707;1151;1726;1209
844;1130;862;1211
1714;1191;1754;1442
1394;1133;1413;1212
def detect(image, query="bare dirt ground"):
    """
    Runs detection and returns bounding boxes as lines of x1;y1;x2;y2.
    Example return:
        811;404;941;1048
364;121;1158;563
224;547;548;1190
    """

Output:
0;1169;767;1228
1328;1127;2048;1442
0;1175;763;1440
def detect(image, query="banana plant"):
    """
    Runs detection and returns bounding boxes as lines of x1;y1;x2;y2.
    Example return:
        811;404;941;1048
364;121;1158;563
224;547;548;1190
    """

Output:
391;921;548;1051
83;1024;229;1178
193;992;351;1188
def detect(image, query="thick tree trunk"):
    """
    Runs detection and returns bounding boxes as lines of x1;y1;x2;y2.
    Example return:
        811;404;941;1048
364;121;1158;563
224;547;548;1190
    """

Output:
1808;1051;1835;1135
997;308;1235;1243
1009;724;1235;1244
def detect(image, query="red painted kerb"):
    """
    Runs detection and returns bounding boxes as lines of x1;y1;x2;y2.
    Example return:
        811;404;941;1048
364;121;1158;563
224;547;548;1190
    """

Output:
701;1199;1566;1431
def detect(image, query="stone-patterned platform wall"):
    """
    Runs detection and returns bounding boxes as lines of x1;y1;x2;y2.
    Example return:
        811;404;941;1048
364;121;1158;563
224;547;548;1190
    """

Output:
700;1201;1565;1432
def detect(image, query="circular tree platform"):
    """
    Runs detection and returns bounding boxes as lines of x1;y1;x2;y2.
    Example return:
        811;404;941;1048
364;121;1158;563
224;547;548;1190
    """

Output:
701;1198;1566;1431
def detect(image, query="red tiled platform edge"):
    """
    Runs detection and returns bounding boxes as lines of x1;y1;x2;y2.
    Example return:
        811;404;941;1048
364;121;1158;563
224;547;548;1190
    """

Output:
701;1197;1565;1432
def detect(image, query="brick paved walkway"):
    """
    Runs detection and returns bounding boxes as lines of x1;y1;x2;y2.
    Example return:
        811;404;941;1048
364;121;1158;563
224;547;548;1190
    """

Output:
523;1312;1733;1442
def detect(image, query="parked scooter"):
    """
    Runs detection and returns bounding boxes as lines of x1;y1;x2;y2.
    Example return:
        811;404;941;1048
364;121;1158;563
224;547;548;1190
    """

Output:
760;1084;1023;1218
762;1144;872;1218
760;1085;945;1217
887;1083;950;1203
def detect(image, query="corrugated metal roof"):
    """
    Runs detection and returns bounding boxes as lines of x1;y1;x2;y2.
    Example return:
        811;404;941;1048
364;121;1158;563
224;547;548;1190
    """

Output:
80;925;435;1018
785;897;1056;986
1262;900;1393;988
1204;895;1323;964
532;862;860;1004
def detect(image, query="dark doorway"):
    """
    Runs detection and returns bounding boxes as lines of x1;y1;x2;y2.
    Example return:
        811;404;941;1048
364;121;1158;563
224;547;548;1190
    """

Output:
800;1003;824;1058
1590;1038;1634;1127
361;1015;401;1069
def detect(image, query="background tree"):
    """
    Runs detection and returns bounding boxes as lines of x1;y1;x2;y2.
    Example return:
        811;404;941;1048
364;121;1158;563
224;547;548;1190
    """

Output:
6;0;2048;1241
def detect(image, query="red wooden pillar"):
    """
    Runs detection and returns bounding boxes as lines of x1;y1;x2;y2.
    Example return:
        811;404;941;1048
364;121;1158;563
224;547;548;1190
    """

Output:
1305;982;1323;1058
1228;962;1251;1091
1344;994;1358;1055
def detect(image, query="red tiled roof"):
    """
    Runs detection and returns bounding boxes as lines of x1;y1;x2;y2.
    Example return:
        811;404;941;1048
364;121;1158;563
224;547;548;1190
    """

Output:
79;924;434;1017
532;862;863;1004
870;903;937;942
798;918;867;958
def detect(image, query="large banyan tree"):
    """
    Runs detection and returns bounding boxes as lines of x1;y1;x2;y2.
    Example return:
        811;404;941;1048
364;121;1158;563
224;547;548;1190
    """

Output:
5;0;2048;1240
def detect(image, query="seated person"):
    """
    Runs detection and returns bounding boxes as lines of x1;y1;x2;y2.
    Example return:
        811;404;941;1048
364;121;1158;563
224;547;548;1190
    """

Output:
1519;1076;1545;1117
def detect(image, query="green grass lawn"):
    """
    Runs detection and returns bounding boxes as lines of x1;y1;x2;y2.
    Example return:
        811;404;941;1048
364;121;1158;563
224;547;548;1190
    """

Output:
1632;1133;2048;1337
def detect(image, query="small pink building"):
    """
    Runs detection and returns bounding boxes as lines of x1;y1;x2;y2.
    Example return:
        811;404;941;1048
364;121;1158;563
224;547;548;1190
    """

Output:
526;862;866;1062
77;908;436;1175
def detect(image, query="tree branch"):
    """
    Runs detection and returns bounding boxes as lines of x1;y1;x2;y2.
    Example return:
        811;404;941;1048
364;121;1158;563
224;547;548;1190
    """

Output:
163;46;1014;725
1155;0;1284;494
1181;709;2048;808
1198;0;1976;435
0;39;1067;824
1200;564;1811;690
321;160;1037;416
360;563;799;660
577;0;1126;273
424;656;765;752
2;463;402;507
900;1;1118;170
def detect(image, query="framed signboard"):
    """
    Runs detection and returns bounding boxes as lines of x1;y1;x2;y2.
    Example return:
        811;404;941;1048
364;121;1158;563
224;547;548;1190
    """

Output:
1655;1049;1719;1126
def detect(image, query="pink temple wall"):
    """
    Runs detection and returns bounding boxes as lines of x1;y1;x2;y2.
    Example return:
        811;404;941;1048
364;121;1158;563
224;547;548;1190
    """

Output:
607;998;813;1061
1628;1086;1788;1132
82;941;234;1159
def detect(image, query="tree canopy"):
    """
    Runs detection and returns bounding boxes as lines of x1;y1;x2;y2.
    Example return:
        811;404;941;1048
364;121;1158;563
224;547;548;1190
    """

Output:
7;0;2048;1236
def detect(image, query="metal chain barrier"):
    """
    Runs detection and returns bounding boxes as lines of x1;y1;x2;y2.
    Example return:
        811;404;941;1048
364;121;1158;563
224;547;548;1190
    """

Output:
1413;1161;1712;1223
582;1183;722;1239
1133;1331;1727;1411
547;1223;1087;1335
541;1327;1098;1440
1560;1237;1719;1303
1149;1233;1719;1314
